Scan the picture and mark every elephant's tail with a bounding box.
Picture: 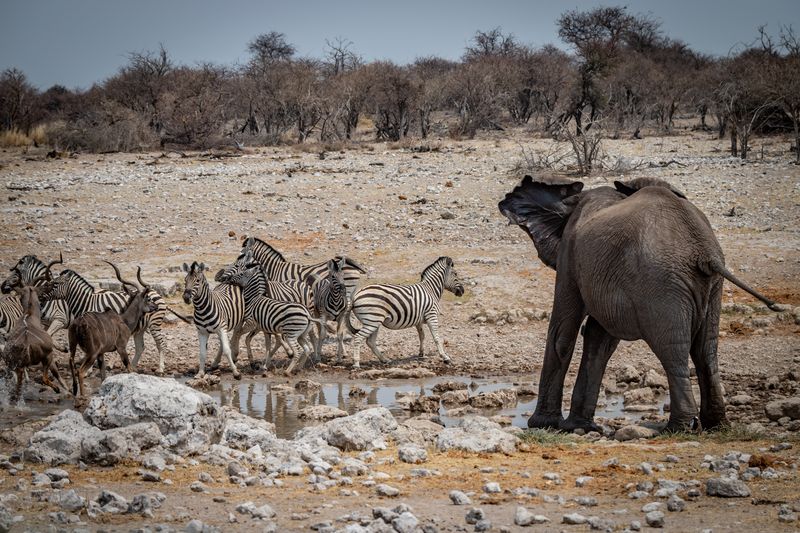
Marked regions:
[709,260,781,311]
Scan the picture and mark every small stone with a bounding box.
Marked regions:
[474,518,492,531]
[645,511,665,528]
[44,468,70,481]
[640,462,653,475]
[562,513,588,525]
[59,489,85,511]
[642,502,662,513]
[398,445,428,464]
[465,508,485,525]
[375,484,400,497]
[483,482,501,494]
[667,495,685,512]
[450,490,472,505]
[574,496,598,507]
[706,477,751,498]
[392,512,419,533]
[628,491,649,499]
[190,481,208,493]
[630,520,642,531]
[576,476,594,487]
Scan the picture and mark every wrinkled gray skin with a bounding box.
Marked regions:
[499,176,780,432]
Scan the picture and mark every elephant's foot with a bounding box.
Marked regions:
[700,411,730,432]
[664,413,698,434]
[561,415,602,434]
[527,413,564,430]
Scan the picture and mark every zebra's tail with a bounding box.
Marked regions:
[166,307,194,324]
[344,308,360,335]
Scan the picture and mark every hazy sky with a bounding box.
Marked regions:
[2,0,798,90]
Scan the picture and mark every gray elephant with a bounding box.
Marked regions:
[499,175,780,432]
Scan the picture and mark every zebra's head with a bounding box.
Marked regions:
[215,250,256,283]
[2,253,60,294]
[182,262,207,304]
[327,257,346,287]
[37,268,75,303]
[224,262,261,289]
[422,257,464,297]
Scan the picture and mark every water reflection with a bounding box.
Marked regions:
[206,377,659,439]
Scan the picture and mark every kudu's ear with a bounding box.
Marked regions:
[498,175,584,270]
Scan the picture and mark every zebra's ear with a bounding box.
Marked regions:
[182,263,190,273]
[199,262,207,272]
[327,259,338,272]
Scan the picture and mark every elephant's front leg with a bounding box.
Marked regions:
[563,317,620,432]
[529,284,585,430]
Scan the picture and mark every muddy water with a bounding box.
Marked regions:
[207,376,661,439]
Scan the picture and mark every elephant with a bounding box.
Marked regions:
[498,175,780,433]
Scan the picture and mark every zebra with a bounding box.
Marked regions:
[1,254,72,347]
[38,264,169,374]
[220,237,367,300]
[345,256,464,369]
[0,294,23,345]
[217,252,315,363]
[224,263,318,375]
[308,257,348,362]
[181,261,246,379]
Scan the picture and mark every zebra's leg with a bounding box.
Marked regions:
[425,314,451,365]
[284,336,308,375]
[197,330,209,378]
[266,334,282,369]
[314,316,327,362]
[366,329,387,364]
[229,325,243,364]
[245,329,259,369]
[335,314,347,363]
[148,325,167,376]
[47,320,68,352]
[218,328,241,380]
[131,331,145,371]
[415,323,426,358]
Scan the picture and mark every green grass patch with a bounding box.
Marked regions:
[518,428,578,446]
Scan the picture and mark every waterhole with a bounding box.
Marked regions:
[206,376,662,439]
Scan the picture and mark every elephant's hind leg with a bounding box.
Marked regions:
[563,317,620,432]
[691,278,729,430]
[650,337,698,432]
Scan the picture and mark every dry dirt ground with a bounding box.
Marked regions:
[0,130,799,531]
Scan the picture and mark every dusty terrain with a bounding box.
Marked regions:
[0,130,799,531]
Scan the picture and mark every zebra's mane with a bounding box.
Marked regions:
[420,256,452,281]
[58,269,95,291]
[242,238,287,263]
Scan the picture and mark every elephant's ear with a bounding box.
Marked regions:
[614,178,686,199]
[498,175,584,269]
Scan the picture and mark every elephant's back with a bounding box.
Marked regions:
[574,187,723,340]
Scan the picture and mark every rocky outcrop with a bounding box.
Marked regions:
[436,416,518,454]
[297,407,398,451]
[84,374,221,454]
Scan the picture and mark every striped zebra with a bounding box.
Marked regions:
[345,256,464,369]
[217,249,316,363]
[0,294,23,344]
[308,257,348,362]
[39,265,169,374]
[222,237,367,299]
[182,261,246,379]
[2,254,72,346]
[224,263,317,375]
